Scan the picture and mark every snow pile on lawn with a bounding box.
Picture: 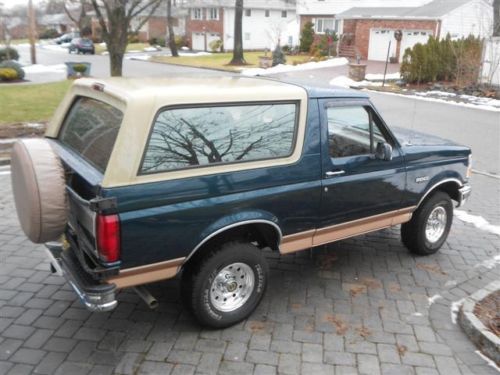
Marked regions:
[329,75,382,88]
[179,51,212,57]
[408,90,500,111]
[23,64,66,74]
[375,90,500,112]
[241,57,348,76]
[365,72,401,81]
[21,63,67,82]
[125,54,151,61]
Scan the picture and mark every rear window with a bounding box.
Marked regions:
[59,97,123,172]
[140,102,298,174]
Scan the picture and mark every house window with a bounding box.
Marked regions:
[208,8,219,20]
[281,11,287,18]
[141,103,298,174]
[315,18,336,34]
[245,9,251,17]
[265,10,270,17]
[192,8,202,20]
[244,32,251,40]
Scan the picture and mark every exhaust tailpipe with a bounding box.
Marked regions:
[133,286,159,309]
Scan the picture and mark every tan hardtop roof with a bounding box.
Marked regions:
[72,76,307,103]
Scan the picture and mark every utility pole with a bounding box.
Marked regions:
[28,0,37,64]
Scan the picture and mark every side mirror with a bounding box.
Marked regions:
[375,142,393,161]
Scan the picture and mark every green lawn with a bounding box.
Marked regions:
[151,51,311,71]
[0,81,71,125]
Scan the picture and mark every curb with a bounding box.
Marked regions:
[458,280,500,365]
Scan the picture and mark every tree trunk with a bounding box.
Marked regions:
[229,0,245,65]
[167,0,178,57]
[109,51,124,76]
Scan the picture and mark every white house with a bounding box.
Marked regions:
[182,0,299,51]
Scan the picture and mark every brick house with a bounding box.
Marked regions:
[131,2,188,43]
[181,0,298,51]
[336,0,494,61]
[296,0,430,40]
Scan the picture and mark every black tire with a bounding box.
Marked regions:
[401,191,453,255]
[182,241,269,328]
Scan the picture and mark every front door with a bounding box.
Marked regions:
[316,99,407,244]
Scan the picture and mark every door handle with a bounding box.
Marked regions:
[325,170,345,177]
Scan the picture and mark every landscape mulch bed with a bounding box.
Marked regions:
[0,122,46,139]
[474,290,500,337]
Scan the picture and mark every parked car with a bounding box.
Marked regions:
[68,38,95,54]
[55,32,80,44]
[10,77,471,328]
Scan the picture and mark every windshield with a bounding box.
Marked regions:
[59,96,123,173]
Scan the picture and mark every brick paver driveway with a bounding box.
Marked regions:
[1,168,499,375]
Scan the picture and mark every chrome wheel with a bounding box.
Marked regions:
[210,263,255,312]
[425,206,447,243]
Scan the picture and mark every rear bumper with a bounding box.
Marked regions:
[457,184,471,207]
[45,243,117,312]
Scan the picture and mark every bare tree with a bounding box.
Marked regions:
[494,0,500,37]
[142,106,295,172]
[64,0,92,35]
[229,0,245,65]
[90,0,161,76]
[167,0,178,57]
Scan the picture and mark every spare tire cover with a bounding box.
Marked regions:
[10,139,68,243]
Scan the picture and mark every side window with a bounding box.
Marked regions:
[141,103,297,174]
[326,105,386,158]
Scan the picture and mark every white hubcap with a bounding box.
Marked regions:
[210,263,255,312]
[425,206,447,243]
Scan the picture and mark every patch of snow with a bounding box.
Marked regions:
[473,255,500,270]
[415,90,456,97]
[412,312,423,317]
[25,123,44,128]
[428,294,442,306]
[40,44,68,52]
[475,350,500,372]
[329,75,382,88]
[143,46,160,52]
[23,64,66,74]
[241,57,349,76]
[99,42,106,47]
[455,210,500,236]
[127,50,141,53]
[368,90,500,112]
[125,54,151,61]
[365,72,401,81]
[444,280,457,287]
[450,298,464,324]
[178,51,212,57]
[180,46,190,50]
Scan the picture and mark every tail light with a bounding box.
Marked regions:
[96,214,120,263]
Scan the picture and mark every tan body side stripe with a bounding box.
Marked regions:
[280,207,415,254]
[106,207,415,288]
[106,257,185,289]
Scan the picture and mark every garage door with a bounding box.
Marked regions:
[399,30,432,61]
[368,29,396,61]
[192,32,205,51]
